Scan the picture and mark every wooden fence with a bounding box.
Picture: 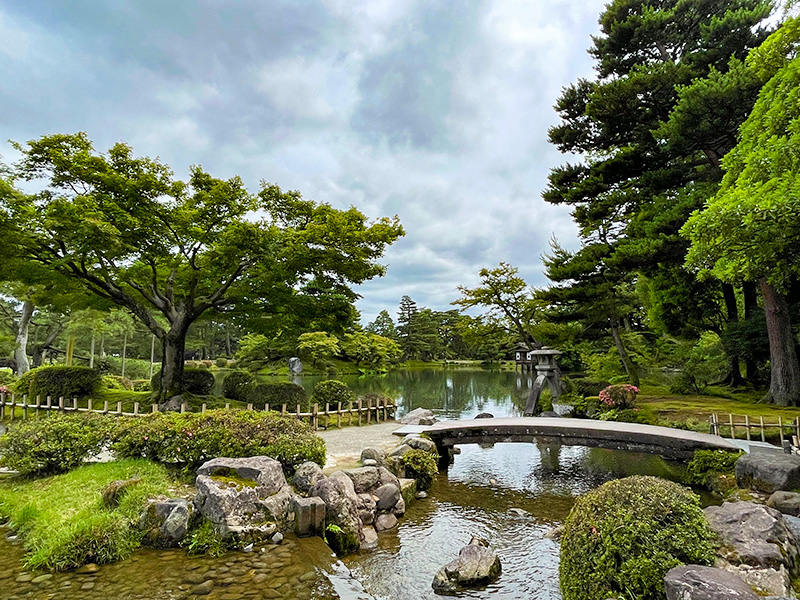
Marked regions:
[0,393,395,431]
[709,412,800,446]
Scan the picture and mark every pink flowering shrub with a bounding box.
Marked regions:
[598,384,638,410]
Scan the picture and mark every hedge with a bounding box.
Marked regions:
[312,380,354,409]
[0,412,116,475]
[13,366,102,400]
[111,409,325,473]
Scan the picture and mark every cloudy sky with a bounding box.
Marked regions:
[0,0,607,324]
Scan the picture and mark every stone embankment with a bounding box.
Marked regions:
[138,418,437,558]
[663,450,800,599]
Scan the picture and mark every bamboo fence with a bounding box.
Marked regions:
[0,393,395,431]
[709,412,800,446]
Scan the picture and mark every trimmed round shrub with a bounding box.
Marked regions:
[0,413,117,475]
[311,380,355,409]
[215,357,228,368]
[182,368,215,394]
[402,448,439,491]
[248,382,307,409]
[151,367,215,395]
[24,366,101,400]
[559,476,715,600]
[222,370,257,402]
[111,409,325,473]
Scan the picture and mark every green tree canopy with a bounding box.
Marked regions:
[0,133,403,401]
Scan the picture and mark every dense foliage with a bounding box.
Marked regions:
[0,412,114,475]
[111,409,325,472]
[13,366,101,400]
[311,380,355,408]
[559,476,715,600]
[402,448,439,491]
[687,449,744,485]
[221,370,257,402]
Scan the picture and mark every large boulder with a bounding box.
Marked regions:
[404,436,437,454]
[197,456,286,495]
[703,502,799,573]
[431,537,501,595]
[194,456,293,541]
[292,461,325,495]
[341,467,380,494]
[139,499,195,548]
[767,491,800,517]
[292,496,326,537]
[310,476,362,556]
[736,452,800,494]
[374,483,401,512]
[360,448,387,466]
[399,408,436,425]
[664,565,758,600]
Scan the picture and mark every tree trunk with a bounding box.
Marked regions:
[610,319,640,387]
[722,283,744,386]
[157,326,189,402]
[760,279,800,406]
[14,300,34,376]
[743,281,759,381]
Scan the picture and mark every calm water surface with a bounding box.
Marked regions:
[1,369,696,600]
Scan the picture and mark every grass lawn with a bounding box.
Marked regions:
[0,459,174,570]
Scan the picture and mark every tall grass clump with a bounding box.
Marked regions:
[0,459,171,570]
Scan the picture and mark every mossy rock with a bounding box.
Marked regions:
[326,524,359,556]
[559,475,715,600]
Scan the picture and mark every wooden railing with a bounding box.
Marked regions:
[0,393,395,431]
[709,412,800,446]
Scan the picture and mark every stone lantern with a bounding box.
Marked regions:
[523,347,563,416]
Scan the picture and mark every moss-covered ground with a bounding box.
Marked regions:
[0,459,176,571]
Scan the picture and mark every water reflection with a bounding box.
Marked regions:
[345,442,689,600]
[276,368,536,419]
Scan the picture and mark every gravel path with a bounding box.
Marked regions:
[318,421,402,471]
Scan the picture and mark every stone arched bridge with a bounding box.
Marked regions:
[425,417,740,465]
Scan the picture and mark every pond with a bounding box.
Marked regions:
[1,369,701,600]
[272,366,547,420]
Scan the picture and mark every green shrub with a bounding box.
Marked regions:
[111,409,325,473]
[182,368,215,394]
[312,380,355,409]
[182,519,229,557]
[597,407,659,426]
[222,370,257,402]
[151,367,215,395]
[215,357,228,368]
[572,378,611,398]
[248,382,307,409]
[131,379,150,392]
[0,368,16,386]
[402,448,439,491]
[101,375,134,390]
[0,459,171,570]
[19,366,102,400]
[559,476,715,600]
[0,413,117,476]
[687,449,744,485]
[598,384,638,410]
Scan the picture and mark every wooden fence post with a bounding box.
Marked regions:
[358,399,363,426]
[729,414,735,439]
[337,402,342,428]
[133,402,140,416]
[779,416,784,446]
[760,416,766,442]
[9,394,15,422]
[313,403,319,431]
[745,415,751,441]
[22,394,28,420]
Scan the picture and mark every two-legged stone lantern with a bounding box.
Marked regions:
[523,348,563,416]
